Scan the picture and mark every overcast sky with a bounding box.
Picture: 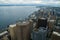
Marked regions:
[0,0,60,4]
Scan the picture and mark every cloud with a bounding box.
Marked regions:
[0,0,60,4]
[0,0,23,4]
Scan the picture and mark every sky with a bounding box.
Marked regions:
[0,0,60,4]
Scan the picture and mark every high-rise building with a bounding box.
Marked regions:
[8,24,17,40]
[47,20,55,37]
[1,35,9,40]
[48,20,55,30]
[0,31,8,40]
[36,18,47,28]
[51,31,60,40]
[16,20,33,40]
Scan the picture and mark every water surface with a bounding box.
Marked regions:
[0,6,39,32]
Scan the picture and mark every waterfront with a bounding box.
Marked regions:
[0,6,60,40]
[0,6,39,32]
[0,6,60,33]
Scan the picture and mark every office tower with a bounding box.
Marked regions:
[32,17,48,40]
[16,20,33,40]
[0,31,9,40]
[47,20,55,37]
[1,35,9,40]
[51,31,60,40]
[8,24,17,40]
[32,27,48,40]
[48,20,55,30]
[51,15,56,20]
[36,18,47,28]
[0,31,8,40]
